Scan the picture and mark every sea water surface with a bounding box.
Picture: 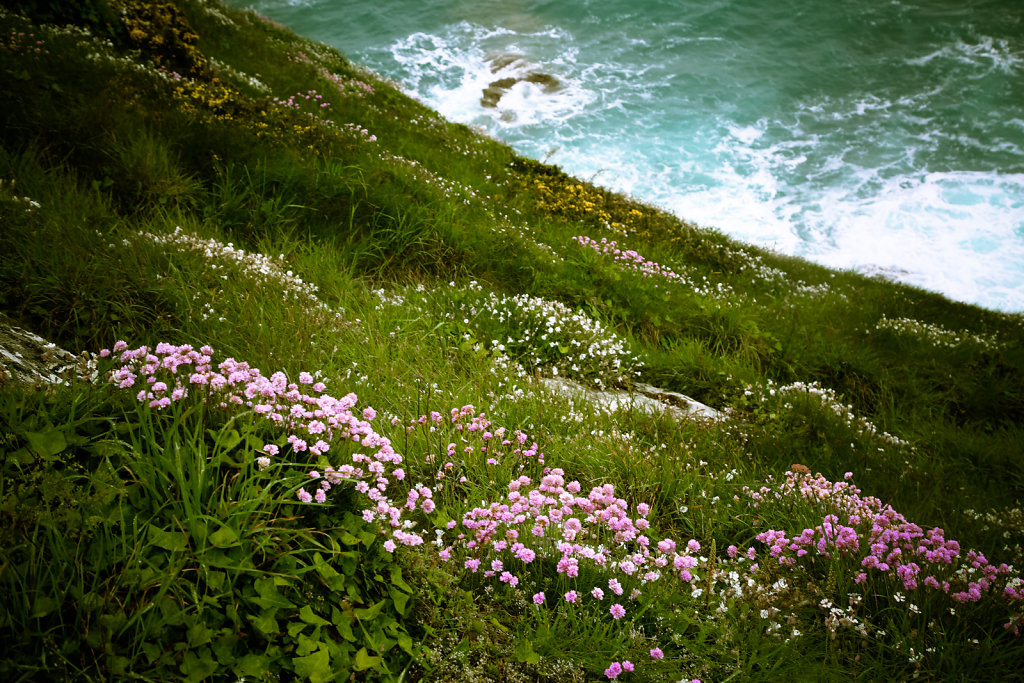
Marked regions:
[235,0,1024,313]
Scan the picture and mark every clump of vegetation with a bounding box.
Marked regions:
[1,1,1023,680]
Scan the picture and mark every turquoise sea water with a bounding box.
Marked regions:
[235,0,1024,312]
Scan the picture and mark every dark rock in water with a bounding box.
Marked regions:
[480,71,561,108]
[488,53,527,72]
[481,77,519,108]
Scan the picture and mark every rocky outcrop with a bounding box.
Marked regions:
[0,313,88,386]
[481,53,561,108]
[541,377,723,422]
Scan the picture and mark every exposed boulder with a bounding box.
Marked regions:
[481,53,561,108]
[540,377,722,422]
[0,312,90,386]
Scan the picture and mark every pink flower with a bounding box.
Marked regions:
[605,662,622,679]
[610,603,626,619]
[296,489,312,503]
[564,590,578,603]
[650,647,664,659]
[592,587,604,600]
[533,592,545,605]
[622,661,634,672]
[383,539,396,552]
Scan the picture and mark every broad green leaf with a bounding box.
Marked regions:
[148,523,188,552]
[205,570,226,591]
[313,553,345,591]
[354,600,384,621]
[251,609,279,636]
[300,604,331,627]
[395,632,414,656]
[353,647,382,672]
[389,566,412,593]
[26,428,67,459]
[30,595,59,618]
[332,606,356,642]
[251,576,295,609]
[181,648,218,683]
[389,586,410,616]
[514,638,540,664]
[235,654,270,678]
[208,427,242,451]
[209,524,239,548]
[293,645,332,683]
[187,621,214,647]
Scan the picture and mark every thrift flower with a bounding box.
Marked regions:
[650,647,664,659]
[610,603,626,619]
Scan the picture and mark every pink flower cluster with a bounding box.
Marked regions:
[320,68,374,98]
[441,465,708,600]
[747,469,1024,632]
[572,235,683,283]
[271,89,335,124]
[99,341,420,543]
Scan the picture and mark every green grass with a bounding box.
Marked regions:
[1,0,1023,680]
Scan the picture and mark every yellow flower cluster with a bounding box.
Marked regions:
[113,0,206,77]
[171,78,245,122]
[512,159,649,236]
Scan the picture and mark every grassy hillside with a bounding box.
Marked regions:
[1,0,1023,680]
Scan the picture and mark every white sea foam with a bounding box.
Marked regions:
[389,23,595,129]
[253,0,1024,313]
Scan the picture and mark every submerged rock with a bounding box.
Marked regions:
[481,53,561,108]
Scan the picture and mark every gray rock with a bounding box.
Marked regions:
[0,312,91,386]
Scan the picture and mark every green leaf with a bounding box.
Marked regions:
[209,524,239,548]
[30,595,59,618]
[181,648,218,682]
[25,428,67,459]
[205,570,226,591]
[209,427,242,451]
[313,552,345,591]
[251,576,295,609]
[395,631,414,656]
[332,606,356,642]
[251,609,279,636]
[300,604,331,627]
[353,647,382,672]
[389,586,410,616]
[389,566,412,594]
[514,638,540,664]
[187,622,214,647]
[235,653,270,678]
[354,600,384,621]
[293,645,332,683]
[148,523,188,552]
